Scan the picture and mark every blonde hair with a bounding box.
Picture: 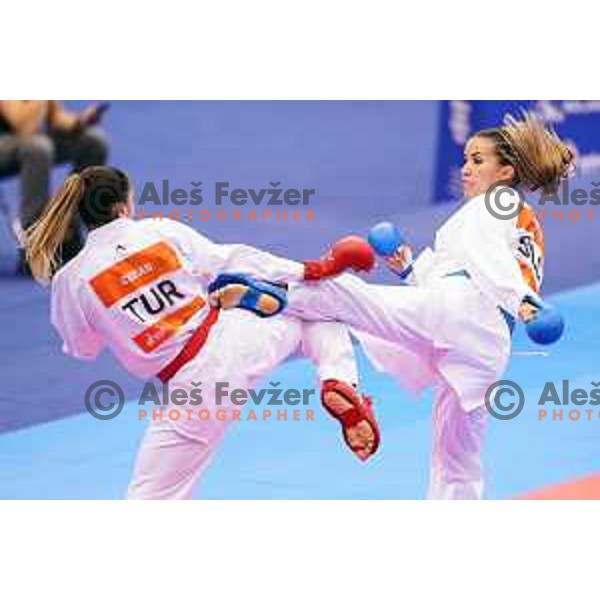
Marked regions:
[23,173,85,285]
[23,165,132,284]
[476,111,575,194]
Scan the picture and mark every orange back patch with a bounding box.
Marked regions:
[89,242,181,307]
[132,296,206,353]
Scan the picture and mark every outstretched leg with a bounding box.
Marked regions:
[287,274,431,348]
[301,320,380,461]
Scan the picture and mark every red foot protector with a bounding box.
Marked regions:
[321,379,380,461]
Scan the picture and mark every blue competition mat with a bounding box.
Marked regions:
[0,282,597,499]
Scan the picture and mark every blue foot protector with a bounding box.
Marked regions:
[208,273,288,317]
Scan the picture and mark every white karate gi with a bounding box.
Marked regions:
[51,217,358,499]
[287,194,544,499]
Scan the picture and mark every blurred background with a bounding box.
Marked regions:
[1,100,599,499]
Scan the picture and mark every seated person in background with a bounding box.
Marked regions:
[0,100,109,272]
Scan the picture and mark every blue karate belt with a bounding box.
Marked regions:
[444,269,516,335]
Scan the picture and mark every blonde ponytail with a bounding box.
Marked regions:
[23,173,85,284]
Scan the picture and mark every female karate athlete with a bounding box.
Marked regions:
[212,112,573,499]
[23,165,379,500]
